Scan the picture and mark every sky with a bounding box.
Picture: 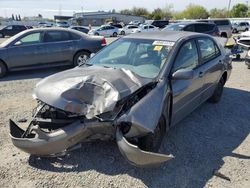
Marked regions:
[0,0,248,19]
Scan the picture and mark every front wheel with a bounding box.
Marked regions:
[121,31,125,35]
[0,61,7,78]
[138,117,167,152]
[73,51,90,67]
[113,32,118,37]
[208,77,225,103]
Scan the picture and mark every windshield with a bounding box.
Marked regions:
[82,38,175,79]
[163,24,185,31]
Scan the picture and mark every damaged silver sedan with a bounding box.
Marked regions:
[10,31,232,167]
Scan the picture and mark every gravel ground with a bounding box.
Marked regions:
[0,55,250,187]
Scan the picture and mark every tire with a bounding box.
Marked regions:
[221,33,227,38]
[245,28,249,31]
[0,33,4,38]
[121,31,125,35]
[233,29,237,33]
[248,65,250,69]
[208,76,225,103]
[73,51,90,67]
[94,33,99,36]
[138,116,167,152]
[113,32,118,37]
[0,61,7,78]
[236,54,241,60]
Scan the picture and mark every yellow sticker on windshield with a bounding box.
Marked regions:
[153,45,163,51]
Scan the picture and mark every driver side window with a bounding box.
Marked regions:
[15,32,41,45]
[173,40,199,72]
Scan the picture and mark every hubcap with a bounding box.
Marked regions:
[77,54,88,65]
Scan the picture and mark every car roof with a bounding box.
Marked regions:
[171,22,215,26]
[124,31,208,42]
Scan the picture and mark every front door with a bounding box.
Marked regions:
[171,39,205,125]
[7,31,48,69]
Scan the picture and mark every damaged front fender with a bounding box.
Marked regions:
[116,128,173,167]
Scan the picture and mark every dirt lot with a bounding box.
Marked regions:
[0,54,250,187]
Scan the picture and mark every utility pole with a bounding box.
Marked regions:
[227,0,232,17]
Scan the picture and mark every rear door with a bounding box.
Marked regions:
[171,39,205,125]
[7,31,48,68]
[196,37,223,101]
[43,30,75,64]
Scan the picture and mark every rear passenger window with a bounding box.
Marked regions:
[183,24,195,32]
[44,31,71,42]
[198,38,221,63]
[195,24,209,32]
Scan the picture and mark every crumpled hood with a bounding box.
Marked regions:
[34,66,150,118]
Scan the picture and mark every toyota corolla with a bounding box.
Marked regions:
[9,32,232,167]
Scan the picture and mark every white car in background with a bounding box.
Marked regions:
[119,25,139,35]
[88,25,119,37]
[131,24,158,33]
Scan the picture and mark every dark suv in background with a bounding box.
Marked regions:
[197,19,232,38]
[0,25,27,38]
[151,20,169,28]
[162,22,220,36]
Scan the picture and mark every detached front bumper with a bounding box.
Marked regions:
[10,119,173,167]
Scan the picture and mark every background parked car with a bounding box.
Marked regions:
[197,19,232,38]
[88,25,119,37]
[151,20,169,28]
[131,24,158,33]
[162,22,220,36]
[119,25,139,35]
[232,22,249,33]
[0,28,106,77]
[0,25,27,38]
[109,23,123,28]
[56,21,70,28]
[69,26,89,34]
[129,20,141,26]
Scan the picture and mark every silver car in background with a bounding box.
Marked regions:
[0,28,106,77]
[88,25,119,37]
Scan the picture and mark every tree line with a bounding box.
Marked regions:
[118,3,249,20]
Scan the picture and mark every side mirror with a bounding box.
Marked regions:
[14,41,22,46]
[90,53,95,58]
[172,69,194,80]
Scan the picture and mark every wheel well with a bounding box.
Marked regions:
[73,49,91,60]
[221,32,227,38]
[0,59,8,71]
[222,72,227,85]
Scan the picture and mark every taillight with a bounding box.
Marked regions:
[101,38,107,46]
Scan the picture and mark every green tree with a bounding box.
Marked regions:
[120,9,132,15]
[230,3,248,17]
[131,7,149,18]
[209,8,228,18]
[181,4,209,19]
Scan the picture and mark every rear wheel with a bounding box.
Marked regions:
[0,61,7,78]
[221,33,227,38]
[208,76,225,103]
[236,54,241,60]
[113,32,118,37]
[73,51,90,66]
[121,31,125,35]
[245,28,249,31]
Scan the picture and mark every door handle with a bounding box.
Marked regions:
[199,71,204,78]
